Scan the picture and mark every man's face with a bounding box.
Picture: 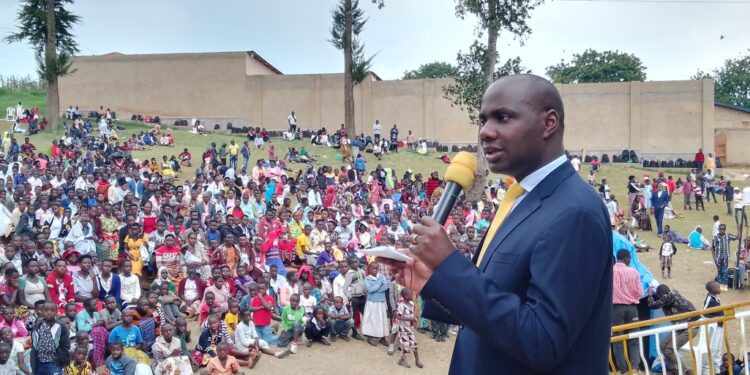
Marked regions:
[479,78,551,176]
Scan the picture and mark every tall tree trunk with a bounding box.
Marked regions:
[466,3,499,202]
[45,0,59,130]
[343,0,356,137]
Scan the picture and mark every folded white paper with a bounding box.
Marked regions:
[361,246,413,262]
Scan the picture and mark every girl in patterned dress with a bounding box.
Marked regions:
[396,288,423,368]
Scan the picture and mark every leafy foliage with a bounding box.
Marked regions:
[5,0,80,80]
[402,62,458,80]
[351,40,377,83]
[329,0,376,84]
[329,0,368,50]
[704,52,750,109]
[546,49,647,84]
[691,69,713,80]
[0,75,44,92]
[454,0,545,44]
[443,41,529,123]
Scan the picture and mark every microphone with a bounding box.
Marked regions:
[431,151,478,225]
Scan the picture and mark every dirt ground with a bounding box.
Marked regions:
[185,319,454,373]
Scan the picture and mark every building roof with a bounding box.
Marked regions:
[92,50,283,75]
[716,101,750,114]
[247,51,283,75]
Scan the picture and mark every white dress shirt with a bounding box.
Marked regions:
[512,154,569,212]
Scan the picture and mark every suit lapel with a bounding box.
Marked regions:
[477,194,541,271]
[474,162,575,271]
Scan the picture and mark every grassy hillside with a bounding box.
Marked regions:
[0,88,45,117]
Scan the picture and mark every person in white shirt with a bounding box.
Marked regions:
[373,120,382,144]
[288,111,297,132]
[15,102,23,120]
[307,186,323,207]
[386,221,405,241]
[65,213,96,256]
[712,215,721,238]
[50,173,65,188]
[234,310,290,359]
[299,284,317,316]
[570,156,581,172]
[119,260,142,308]
[332,263,349,304]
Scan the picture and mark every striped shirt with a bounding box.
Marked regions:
[612,262,642,305]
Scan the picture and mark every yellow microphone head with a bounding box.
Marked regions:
[444,151,478,190]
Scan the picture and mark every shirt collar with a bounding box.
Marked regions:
[517,154,568,194]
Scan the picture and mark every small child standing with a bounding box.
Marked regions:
[396,288,423,369]
[224,301,240,335]
[694,182,705,211]
[703,281,724,375]
[660,234,677,279]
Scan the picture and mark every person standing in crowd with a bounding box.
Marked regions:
[288,111,297,133]
[648,285,698,375]
[611,249,643,374]
[712,224,737,291]
[652,183,670,236]
[372,120,382,145]
[695,148,705,171]
[389,124,399,153]
[383,74,612,373]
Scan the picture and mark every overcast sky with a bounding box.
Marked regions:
[0,0,748,81]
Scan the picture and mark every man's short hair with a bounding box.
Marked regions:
[616,249,631,262]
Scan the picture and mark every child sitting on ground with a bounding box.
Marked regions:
[157,282,186,325]
[105,341,137,375]
[206,342,243,375]
[63,346,94,375]
[278,294,305,352]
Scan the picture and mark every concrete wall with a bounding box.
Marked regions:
[559,80,713,159]
[59,52,716,158]
[715,105,750,164]
[715,105,750,130]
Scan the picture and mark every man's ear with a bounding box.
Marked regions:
[541,110,561,140]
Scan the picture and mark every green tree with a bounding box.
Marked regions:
[444,0,545,200]
[329,0,380,137]
[690,69,713,80]
[5,0,80,130]
[546,49,647,84]
[443,42,528,123]
[711,52,750,108]
[402,62,458,80]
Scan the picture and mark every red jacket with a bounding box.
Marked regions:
[178,276,207,302]
[425,178,440,199]
[46,272,75,307]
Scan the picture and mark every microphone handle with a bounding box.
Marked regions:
[432,182,463,225]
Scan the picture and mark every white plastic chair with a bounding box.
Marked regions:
[678,323,717,375]
[5,108,14,121]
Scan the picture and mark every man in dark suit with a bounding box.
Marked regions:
[384,75,613,374]
[651,183,671,236]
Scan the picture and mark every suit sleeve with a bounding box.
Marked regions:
[420,208,611,373]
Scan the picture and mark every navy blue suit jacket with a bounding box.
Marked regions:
[651,190,670,210]
[421,162,613,374]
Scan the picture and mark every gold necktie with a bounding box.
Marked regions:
[476,183,525,265]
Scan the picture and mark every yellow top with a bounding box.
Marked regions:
[228,144,240,156]
[296,233,309,257]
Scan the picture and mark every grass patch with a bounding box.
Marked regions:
[0,88,45,117]
[0,119,457,179]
